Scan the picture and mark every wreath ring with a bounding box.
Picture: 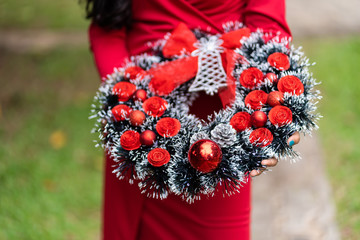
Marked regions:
[91,22,321,203]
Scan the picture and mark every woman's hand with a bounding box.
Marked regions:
[250,131,301,177]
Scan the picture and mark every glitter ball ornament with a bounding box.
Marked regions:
[188,139,222,173]
[251,111,267,128]
[140,130,156,146]
[267,91,284,107]
[133,89,147,102]
[129,110,146,126]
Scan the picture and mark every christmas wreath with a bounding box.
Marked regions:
[91,22,321,203]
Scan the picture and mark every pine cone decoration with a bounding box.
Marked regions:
[210,124,237,148]
[190,132,210,146]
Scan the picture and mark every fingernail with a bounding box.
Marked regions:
[289,140,295,147]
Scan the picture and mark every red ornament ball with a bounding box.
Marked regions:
[140,130,156,146]
[133,89,147,102]
[129,110,146,126]
[265,72,278,84]
[267,91,284,107]
[188,139,222,173]
[251,111,267,128]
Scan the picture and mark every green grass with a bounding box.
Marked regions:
[0,47,102,240]
[0,0,88,29]
[299,36,360,239]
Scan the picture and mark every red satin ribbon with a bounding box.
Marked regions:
[149,22,250,107]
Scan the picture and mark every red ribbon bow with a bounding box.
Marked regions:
[149,22,250,107]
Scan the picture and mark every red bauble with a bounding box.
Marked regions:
[140,130,156,146]
[251,111,267,128]
[133,89,147,102]
[129,110,146,126]
[267,91,284,107]
[265,72,278,84]
[188,139,222,173]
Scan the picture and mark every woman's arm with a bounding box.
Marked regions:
[243,0,292,38]
[88,23,129,79]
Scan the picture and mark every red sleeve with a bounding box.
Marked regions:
[243,0,291,38]
[88,23,130,80]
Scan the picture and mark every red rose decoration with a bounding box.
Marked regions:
[147,148,171,167]
[142,97,168,117]
[244,90,268,110]
[249,128,273,147]
[112,82,137,102]
[268,105,293,127]
[124,66,146,80]
[120,130,141,151]
[267,52,290,71]
[230,112,252,132]
[239,67,264,89]
[111,104,132,121]
[277,75,304,95]
[156,117,181,137]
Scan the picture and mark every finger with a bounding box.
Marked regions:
[288,131,300,147]
[261,157,278,167]
[250,167,266,177]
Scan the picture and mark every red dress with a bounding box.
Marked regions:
[89,1,291,239]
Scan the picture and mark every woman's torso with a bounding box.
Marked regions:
[127,0,247,55]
